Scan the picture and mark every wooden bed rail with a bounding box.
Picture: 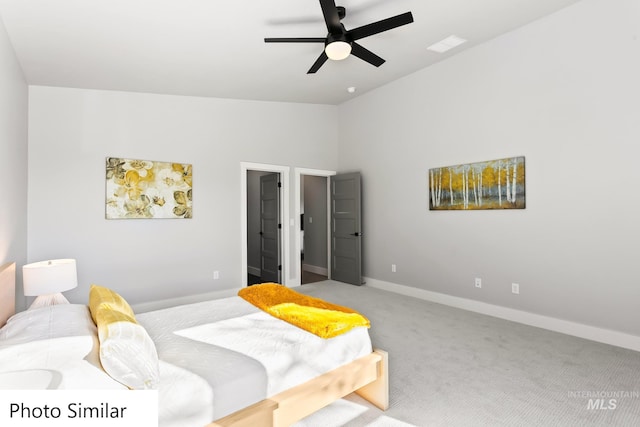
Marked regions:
[209,348,388,427]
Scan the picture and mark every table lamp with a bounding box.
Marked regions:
[23,259,78,309]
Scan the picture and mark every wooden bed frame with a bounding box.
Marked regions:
[0,263,388,426]
[208,348,388,427]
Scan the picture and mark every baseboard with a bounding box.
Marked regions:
[364,277,640,353]
[132,288,240,313]
[302,264,328,276]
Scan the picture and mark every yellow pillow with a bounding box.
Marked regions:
[89,284,136,323]
[94,306,137,326]
[88,285,159,390]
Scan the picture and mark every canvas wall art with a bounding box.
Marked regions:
[429,156,525,210]
[106,157,192,219]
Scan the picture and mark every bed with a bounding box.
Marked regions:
[0,262,388,427]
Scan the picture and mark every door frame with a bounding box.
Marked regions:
[241,162,290,287]
[294,167,336,287]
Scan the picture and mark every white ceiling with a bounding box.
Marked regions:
[0,0,582,105]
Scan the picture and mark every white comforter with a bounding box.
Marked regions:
[137,296,373,423]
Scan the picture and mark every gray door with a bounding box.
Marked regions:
[260,173,281,283]
[330,172,362,285]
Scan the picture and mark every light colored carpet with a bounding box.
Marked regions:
[293,281,640,427]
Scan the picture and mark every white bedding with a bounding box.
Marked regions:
[0,296,373,427]
[0,304,126,390]
[137,296,373,422]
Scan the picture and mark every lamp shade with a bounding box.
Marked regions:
[23,259,78,296]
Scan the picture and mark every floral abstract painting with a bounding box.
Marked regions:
[106,157,193,219]
[429,156,525,210]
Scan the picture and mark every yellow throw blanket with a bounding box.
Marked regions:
[238,283,370,339]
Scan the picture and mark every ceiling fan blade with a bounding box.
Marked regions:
[265,37,326,43]
[319,0,342,33]
[350,42,385,67]
[307,51,329,74]
[348,11,413,41]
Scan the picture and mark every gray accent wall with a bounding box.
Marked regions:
[0,15,28,311]
[337,0,640,336]
[27,86,338,304]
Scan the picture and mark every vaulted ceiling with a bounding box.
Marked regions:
[0,0,582,104]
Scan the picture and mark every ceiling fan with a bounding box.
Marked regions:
[264,0,414,74]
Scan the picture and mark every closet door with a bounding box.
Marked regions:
[260,173,281,283]
[330,172,362,285]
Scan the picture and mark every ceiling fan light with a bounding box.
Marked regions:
[325,41,352,61]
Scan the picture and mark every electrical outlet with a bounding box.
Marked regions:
[214,271,220,280]
[475,278,482,288]
[391,264,397,273]
[512,283,520,294]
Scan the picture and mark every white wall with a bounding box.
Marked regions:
[27,86,338,304]
[0,15,28,310]
[338,0,640,336]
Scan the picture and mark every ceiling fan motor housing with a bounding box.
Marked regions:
[264,0,413,73]
[326,32,351,46]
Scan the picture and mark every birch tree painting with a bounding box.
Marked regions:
[429,157,525,210]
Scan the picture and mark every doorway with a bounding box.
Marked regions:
[247,171,281,285]
[300,175,329,284]
[294,168,335,286]
[241,162,290,288]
